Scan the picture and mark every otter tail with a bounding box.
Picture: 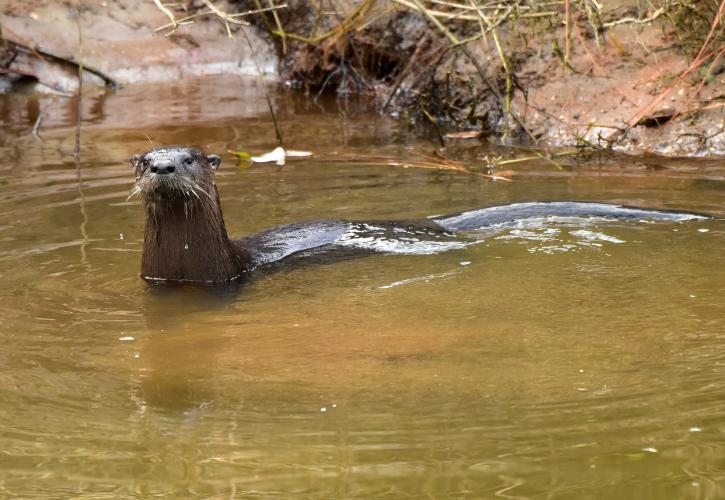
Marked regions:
[433,202,710,232]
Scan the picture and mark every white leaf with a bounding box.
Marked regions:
[250,147,314,166]
[251,146,287,165]
[286,150,313,157]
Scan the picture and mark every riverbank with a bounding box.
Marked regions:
[1,0,724,157]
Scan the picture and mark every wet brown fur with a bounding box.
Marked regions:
[132,147,252,283]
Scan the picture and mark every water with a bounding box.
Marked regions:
[1,76,724,498]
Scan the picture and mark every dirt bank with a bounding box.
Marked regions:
[239,0,725,157]
[1,0,724,157]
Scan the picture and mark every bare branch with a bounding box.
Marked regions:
[154,4,288,34]
[153,0,178,29]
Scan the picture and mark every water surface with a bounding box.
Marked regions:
[1,76,724,498]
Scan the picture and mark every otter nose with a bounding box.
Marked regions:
[149,160,175,175]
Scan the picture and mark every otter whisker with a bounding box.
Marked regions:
[188,187,201,201]
[143,133,155,148]
[196,180,219,196]
[127,186,142,201]
[192,184,215,204]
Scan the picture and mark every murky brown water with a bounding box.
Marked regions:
[1,76,724,498]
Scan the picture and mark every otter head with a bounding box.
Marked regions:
[131,146,221,200]
[131,146,250,284]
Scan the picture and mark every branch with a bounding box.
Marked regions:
[153,0,178,29]
[602,7,665,28]
[154,4,288,34]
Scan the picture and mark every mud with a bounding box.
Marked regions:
[1,0,724,157]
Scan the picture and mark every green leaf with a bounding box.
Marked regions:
[228,149,251,160]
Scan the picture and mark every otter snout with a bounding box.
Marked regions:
[149,159,175,175]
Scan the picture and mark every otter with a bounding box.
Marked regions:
[131,146,709,284]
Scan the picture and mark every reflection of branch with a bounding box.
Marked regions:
[32,98,57,142]
[74,6,90,269]
[31,111,44,141]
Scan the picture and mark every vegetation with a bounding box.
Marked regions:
[147,0,725,156]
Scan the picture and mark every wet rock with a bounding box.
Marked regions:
[0,0,276,93]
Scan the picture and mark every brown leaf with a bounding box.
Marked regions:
[445,130,482,140]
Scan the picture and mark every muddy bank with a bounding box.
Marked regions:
[243,0,725,157]
[1,0,724,157]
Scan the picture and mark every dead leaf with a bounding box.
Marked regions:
[445,130,482,140]
[286,150,313,158]
[250,147,313,166]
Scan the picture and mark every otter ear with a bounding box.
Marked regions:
[207,154,221,170]
[131,154,141,168]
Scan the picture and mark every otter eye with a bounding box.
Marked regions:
[142,158,149,167]
[184,157,194,166]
